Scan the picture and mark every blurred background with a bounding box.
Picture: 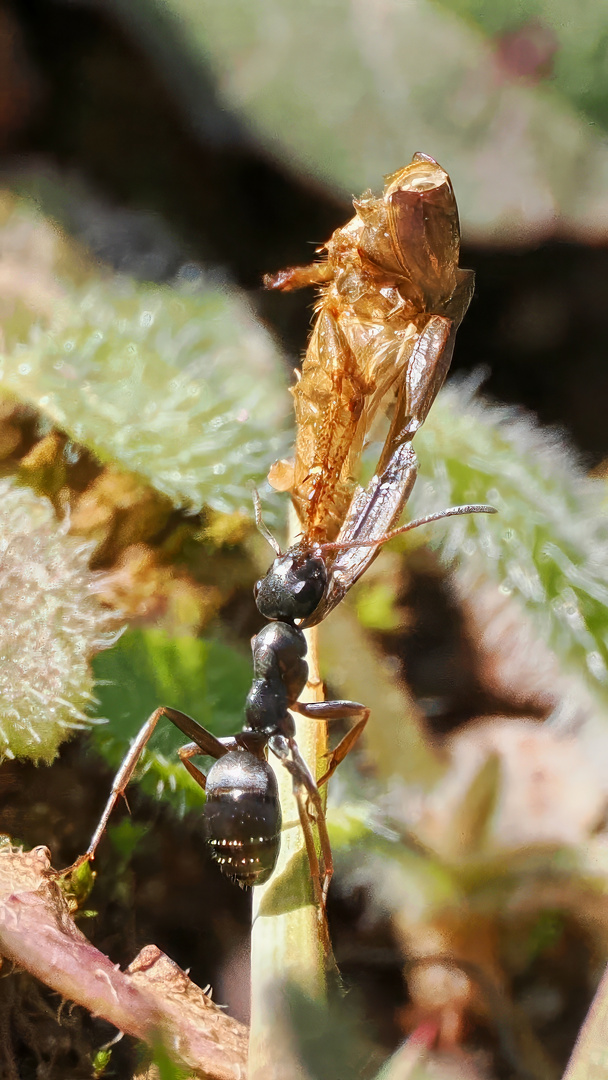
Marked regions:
[1,1,608,1077]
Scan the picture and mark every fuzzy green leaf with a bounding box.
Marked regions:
[0,478,116,762]
[330,805,460,921]
[411,380,608,714]
[0,191,290,523]
[91,627,252,813]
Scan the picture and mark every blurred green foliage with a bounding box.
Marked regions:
[437,0,608,132]
[150,1040,192,1080]
[1,6,608,1074]
[2,273,288,518]
[122,0,608,242]
[92,628,252,811]
[413,380,608,714]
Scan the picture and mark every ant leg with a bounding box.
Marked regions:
[271,735,334,909]
[289,738,334,909]
[290,777,332,956]
[178,742,209,790]
[317,714,369,787]
[56,707,229,876]
[291,700,370,787]
[178,734,241,789]
[268,735,333,915]
[58,706,168,874]
[294,785,324,908]
[161,706,230,759]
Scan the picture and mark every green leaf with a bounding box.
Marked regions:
[355,582,402,632]
[92,1047,112,1078]
[134,0,608,242]
[91,627,252,812]
[150,1040,191,1080]
[330,806,460,922]
[0,477,116,762]
[436,0,608,135]
[319,606,444,787]
[285,981,381,1080]
[412,379,608,714]
[0,191,291,524]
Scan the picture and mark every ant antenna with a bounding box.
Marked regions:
[252,488,282,556]
[320,504,497,553]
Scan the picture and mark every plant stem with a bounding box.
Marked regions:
[248,510,330,1079]
[0,847,248,1079]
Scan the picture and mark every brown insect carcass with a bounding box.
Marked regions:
[260,152,485,625]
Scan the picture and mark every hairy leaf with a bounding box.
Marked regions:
[92,627,252,812]
[413,380,608,716]
[0,192,290,523]
[0,479,116,762]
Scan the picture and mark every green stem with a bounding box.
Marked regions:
[248,512,330,1079]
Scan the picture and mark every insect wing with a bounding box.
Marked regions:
[302,440,419,627]
[291,307,368,539]
[302,310,462,626]
[385,153,461,310]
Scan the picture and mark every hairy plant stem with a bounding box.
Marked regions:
[248,509,331,1079]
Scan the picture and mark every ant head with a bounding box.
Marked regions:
[254,548,328,623]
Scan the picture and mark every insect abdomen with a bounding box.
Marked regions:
[203,751,281,886]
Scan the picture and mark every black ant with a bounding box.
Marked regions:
[60,492,494,911]
[60,538,370,911]
[59,151,497,905]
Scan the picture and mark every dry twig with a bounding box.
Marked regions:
[0,844,248,1079]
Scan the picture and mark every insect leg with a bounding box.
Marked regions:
[56,708,229,876]
[268,734,334,916]
[177,743,210,791]
[291,699,370,787]
[177,730,243,789]
[160,706,231,758]
[316,716,369,787]
[252,487,282,556]
[263,261,333,292]
[288,738,334,910]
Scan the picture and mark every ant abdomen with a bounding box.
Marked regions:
[203,751,281,886]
